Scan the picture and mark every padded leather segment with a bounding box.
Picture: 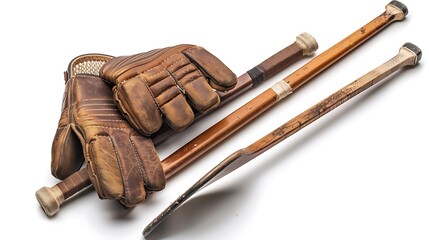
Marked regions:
[100,45,237,135]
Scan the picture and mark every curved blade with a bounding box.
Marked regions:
[143,150,250,237]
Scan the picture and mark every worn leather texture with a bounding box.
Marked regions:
[51,74,165,207]
[100,45,237,135]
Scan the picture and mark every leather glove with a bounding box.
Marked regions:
[100,44,237,135]
[51,73,165,207]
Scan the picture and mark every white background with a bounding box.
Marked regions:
[1,0,428,239]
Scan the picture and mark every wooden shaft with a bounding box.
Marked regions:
[36,34,316,216]
[160,1,407,179]
[285,2,406,90]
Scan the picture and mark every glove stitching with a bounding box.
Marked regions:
[184,49,224,87]
[128,137,148,187]
[75,98,115,102]
[158,93,182,109]
[165,69,185,95]
[89,125,134,130]
[175,66,201,90]
[75,103,116,110]
[164,58,207,97]
[195,63,222,85]
[139,53,180,77]
[162,58,186,74]
[129,57,184,90]
[136,74,162,111]
[76,102,115,106]
[83,108,119,112]
[143,55,186,88]
[148,58,189,97]
[88,140,107,197]
[73,99,115,109]
[118,53,182,85]
[97,119,127,123]
[91,114,124,117]
[152,84,180,103]
[144,68,168,82]
[109,47,170,79]
[105,135,130,203]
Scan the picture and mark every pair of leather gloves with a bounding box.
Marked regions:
[50,45,237,207]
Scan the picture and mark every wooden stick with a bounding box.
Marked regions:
[36,33,317,216]
[143,42,422,237]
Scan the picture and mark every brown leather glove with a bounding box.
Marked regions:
[51,73,165,207]
[100,44,237,135]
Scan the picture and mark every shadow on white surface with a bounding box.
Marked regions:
[146,185,248,239]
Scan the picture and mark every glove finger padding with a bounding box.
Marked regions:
[51,74,165,207]
[183,46,237,92]
[100,44,237,135]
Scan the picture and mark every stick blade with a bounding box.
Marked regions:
[143,150,250,237]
